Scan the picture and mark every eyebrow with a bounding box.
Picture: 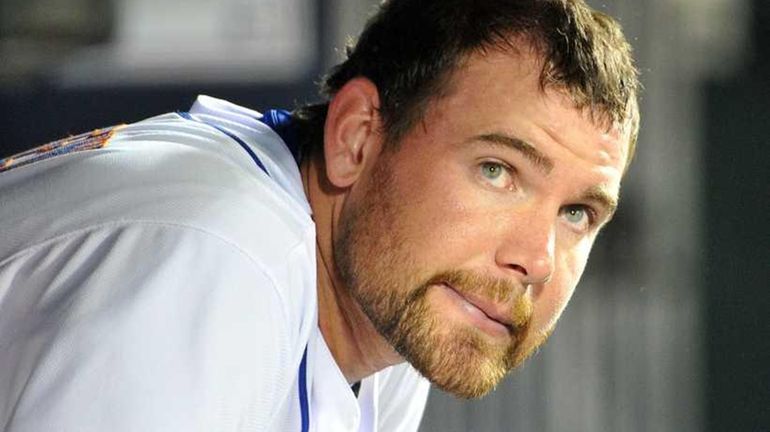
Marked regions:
[473,133,554,175]
[472,132,619,221]
[580,185,619,222]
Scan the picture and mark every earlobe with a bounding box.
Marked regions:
[323,78,384,188]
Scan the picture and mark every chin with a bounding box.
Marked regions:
[390,305,535,399]
[431,335,547,398]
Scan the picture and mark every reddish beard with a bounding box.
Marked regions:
[333,156,539,398]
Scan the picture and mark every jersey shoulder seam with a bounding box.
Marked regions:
[0,219,301,304]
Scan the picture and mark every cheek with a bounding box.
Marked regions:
[532,275,574,332]
[396,175,500,267]
[533,238,593,329]
[563,237,594,286]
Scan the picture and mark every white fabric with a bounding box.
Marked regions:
[0,96,430,432]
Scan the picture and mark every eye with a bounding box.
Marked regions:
[478,161,515,190]
[560,205,595,232]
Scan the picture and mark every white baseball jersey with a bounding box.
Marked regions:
[0,95,430,431]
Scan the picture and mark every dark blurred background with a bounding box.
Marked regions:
[703,1,769,428]
[0,0,767,430]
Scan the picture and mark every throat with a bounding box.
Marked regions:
[315,249,402,384]
[306,153,402,383]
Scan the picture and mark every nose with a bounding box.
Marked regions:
[494,210,555,285]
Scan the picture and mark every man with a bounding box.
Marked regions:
[0,0,639,430]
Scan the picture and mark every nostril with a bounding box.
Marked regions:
[507,264,528,276]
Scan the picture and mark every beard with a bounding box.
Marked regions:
[333,153,544,398]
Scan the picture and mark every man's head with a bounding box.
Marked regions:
[296,0,639,166]
[299,0,639,399]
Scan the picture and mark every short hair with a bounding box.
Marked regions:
[294,0,640,167]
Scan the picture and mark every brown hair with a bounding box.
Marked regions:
[294,0,640,166]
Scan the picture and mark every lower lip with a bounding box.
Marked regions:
[436,284,511,338]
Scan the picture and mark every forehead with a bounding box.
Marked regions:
[427,47,631,175]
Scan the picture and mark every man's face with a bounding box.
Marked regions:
[334,48,630,398]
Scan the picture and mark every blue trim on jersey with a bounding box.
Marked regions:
[180,108,310,431]
[177,111,270,175]
[258,109,302,164]
[299,346,310,432]
[259,109,311,432]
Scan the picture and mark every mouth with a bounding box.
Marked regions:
[439,283,517,335]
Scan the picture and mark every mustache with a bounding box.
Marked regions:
[424,269,533,330]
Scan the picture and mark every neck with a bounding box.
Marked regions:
[301,154,402,384]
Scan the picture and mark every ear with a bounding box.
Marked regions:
[323,77,384,188]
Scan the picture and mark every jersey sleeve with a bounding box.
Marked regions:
[376,364,431,431]
[0,222,293,432]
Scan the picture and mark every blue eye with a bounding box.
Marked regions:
[478,161,514,190]
[565,207,585,223]
[481,162,504,179]
[561,205,595,232]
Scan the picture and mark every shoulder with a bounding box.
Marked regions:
[0,221,311,431]
[0,99,319,430]
[0,99,319,360]
[0,104,314,268]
